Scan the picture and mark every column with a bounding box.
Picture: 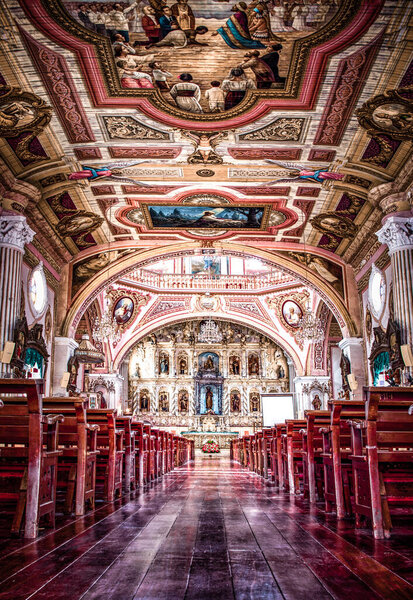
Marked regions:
[52,337,78,395]
[338,337,365,401]
[0,215,35,375]
[376,215,413,345]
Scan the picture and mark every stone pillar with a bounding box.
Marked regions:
[376,214,413,345]
[0,215,35,375]
[338,337,365,400]
[52,337,78,395]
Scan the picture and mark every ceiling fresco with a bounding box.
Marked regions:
[0,0,411,336]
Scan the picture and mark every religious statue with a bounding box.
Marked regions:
[179,390,189,412]
[248,354,259,376]
[230,356,240,375]
[159,354,169,374]
[230,391,241,412]
[312,394,321,410]
[140,391,149,411]
[179,357,187,375]
[204,355,215,370]
[205,386,214,411]
[159,393,169,412]
[250,393,260,412]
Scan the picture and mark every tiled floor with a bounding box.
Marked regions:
[1,454,413,599]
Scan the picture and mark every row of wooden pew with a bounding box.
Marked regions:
[0,379,194,539]
[230,387,413,539]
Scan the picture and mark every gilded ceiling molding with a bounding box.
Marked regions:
[313,29,385,146]
[0,160,41,212]
[61,242,359,340]
[18,25,95,143]
[227,148,302,161]
[0,85,52,164]
[108,147,182,159]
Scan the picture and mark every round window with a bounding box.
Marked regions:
[29,263,47,316]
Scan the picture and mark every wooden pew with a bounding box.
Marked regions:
[130,418,148,486]
[242,434,251,469]
[349,387,413,539]
[0,379,62,538]
[300,410,331,503]
[86,409,124,502]
[42,397,99,515]
[285,419,307,495]
[272,423,287,489]
[115,415,136,492]
[320,400,365,518]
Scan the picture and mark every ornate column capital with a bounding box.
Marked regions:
[0,215,35,252]
[376,215,413,255]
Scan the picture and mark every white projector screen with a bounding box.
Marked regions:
[261,394,294,427]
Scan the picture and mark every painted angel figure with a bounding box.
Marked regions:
[261,160,345,185]
[68,160,156,186]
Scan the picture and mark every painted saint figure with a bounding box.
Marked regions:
[262,160,345,185]
[213,3,266,49]
[68,160,155,186]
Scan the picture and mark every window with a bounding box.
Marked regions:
[368,265,385,319]
[28,263,47,317]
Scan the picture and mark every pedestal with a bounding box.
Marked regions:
[338,337,365,400]
[52,337,78,395]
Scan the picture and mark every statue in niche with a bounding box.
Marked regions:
[205,386,214,411]
[248,354,259,376]
[159,354,169,374]
[250,393,260,412]
[230,391,241,413]
[230,356,240,375]
[204,355,215,371]
[179,390,189,412]
[312,394,321,410]
[140,391,150,412]
[159,392,169,412]
[96,391,107,409]
[179,357,188,375]
[276,364,285,379]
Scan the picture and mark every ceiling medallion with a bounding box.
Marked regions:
[196,169,216,177]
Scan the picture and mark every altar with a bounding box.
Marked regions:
[181,411,239,449]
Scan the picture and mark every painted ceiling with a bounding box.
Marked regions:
[0,0,412,312]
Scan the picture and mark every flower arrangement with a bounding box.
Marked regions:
[202,440,220,453]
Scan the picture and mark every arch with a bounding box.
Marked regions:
[63,242,358,339]
[112,313,304,376]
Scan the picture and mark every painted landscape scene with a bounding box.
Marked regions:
[146,205,266,228]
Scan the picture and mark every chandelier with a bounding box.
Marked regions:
[295,303,324,345]
[92,298,121,344]
[198,317,222,344]
[75,334,104,364]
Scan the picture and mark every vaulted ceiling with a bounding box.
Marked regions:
[0,0,412,313]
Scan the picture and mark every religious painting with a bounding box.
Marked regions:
[287,251,344,297]
[229,355,241,375]
[159,391,169,412]
[357,88,413,141]
[200,384,219,414]
[140,389,150,411]
[281,300,303,328]
[365,307,372,339]
[178,389,189,412]
[199,351,219,372]
[159,352,170,374]
[248,353,259,376]
[51,0,355,123]
[113,296,134,324]
[143,205,267,230]
[249,391,260,412]
[191,256,221,275]
[230,390,241,413]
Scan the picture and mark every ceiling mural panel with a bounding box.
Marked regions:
[19,0,382,127]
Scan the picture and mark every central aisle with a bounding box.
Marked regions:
[1,454,413,600]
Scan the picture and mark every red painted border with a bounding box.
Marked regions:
[20,0,383,130]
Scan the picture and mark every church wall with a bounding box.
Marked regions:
[361,260,393,386]
[21,261,55,395]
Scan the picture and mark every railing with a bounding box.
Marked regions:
[121,269,297,291]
